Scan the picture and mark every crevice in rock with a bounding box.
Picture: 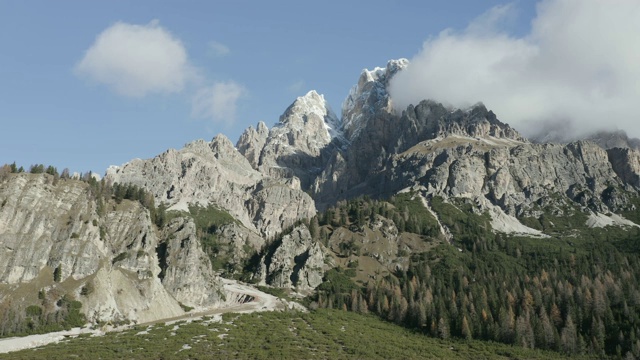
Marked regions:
[156,242,168,280]
[290,249,310,287]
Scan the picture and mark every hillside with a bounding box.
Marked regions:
[7,309,595,360]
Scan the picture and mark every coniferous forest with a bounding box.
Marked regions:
[311,194,640,358]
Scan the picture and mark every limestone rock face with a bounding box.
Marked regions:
[237,91,344,189]
[236,121,269,169]
[159,217,224,308]
[385,139,636,217]
[0,174,184,324]
[257,225,325,290]
[106,134,316,238]
[0,175,100,285]
[608,147,640,188]
[247,180,317,240]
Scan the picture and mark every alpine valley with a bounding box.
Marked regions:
[2,60,640,359]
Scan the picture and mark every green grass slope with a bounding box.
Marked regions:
[9,310,592,360]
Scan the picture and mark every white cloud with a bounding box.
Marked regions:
[191,81,246,123]
[389,0,640,139]
[207,41,230,57]
[76,20,193,97]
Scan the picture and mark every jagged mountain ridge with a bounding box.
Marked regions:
[105,133,316,240]
[101,58,640,285]
[104,58,640,237]
[2,57,640,336]
[234,59,640,223]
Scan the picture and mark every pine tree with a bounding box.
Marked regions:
[461,315,472,340]
[561,314,578,354]
[53,266,61,282]
[438,317,450,339]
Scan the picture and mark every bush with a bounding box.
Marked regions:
[25,305,43,318]
[80,282,94,296]
[112,252,128,265]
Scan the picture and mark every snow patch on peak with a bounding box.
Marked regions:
[359,59,409,84]
[341,59,410,140]
[279,90,343,141]
[362,66,386,83]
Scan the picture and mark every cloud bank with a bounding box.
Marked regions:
[77,21,245,123]
[389,0,640,139]
[191,81,246,123]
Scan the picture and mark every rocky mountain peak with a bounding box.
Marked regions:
[277,90,341,141]
[236,122,269,169]
[341,59,409,141]
[407,101,527,142]
[236,90,344,189]
[210,133,240,158]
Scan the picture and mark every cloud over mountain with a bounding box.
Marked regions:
[389,0,640,139]
[76,20,193,97]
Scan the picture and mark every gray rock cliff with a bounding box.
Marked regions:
[0,174,184,324]
[256,224,325,290]
[106,134,316,239]
[237,90,345,189]
[159,217,224,308]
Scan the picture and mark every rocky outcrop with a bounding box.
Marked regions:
[383,139,638,217]
[159,217,224,308]
[237,91,344,189]
[0,173,184,324]
[608,147,640,188]
[256,225,325,290]
[215,222,265,269]
[106,134,316,238]
[236,121,269,169]
[246,179,317,239]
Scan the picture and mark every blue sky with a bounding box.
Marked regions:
[3,1,638,175]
